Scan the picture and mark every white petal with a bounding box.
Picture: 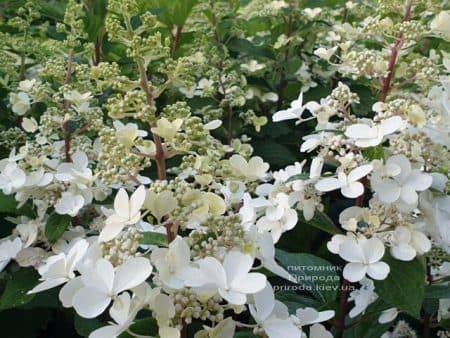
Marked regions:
[98,220,125,243]
[251,284,275,323]
[379,116,403,135]
[73,287,111,318]
[89,325,120,338]
[59,277,84,307]
[28,277,67,294]
[231,272,266,294]
[195,257,227,289]
[378,308,398,324]
[113,189,129,219]
[113,257,152,294]
[223,251,253,284]
[263,318,302,338]
[343,263,367,282]
[341,181,364,198]
[366,261,390,280]
[339,239,365,263]
[309,323,333,338]
[373,180,401,203]
[315,178,342,192]
[348,165,373,182]
[129,185,146,218]
[362,238,385,264]
[273,109,299,122]
[391,243,416,261]
[400,185,418,205]
[345,124,375,139]
[411,231,431,255]
[404,170,432,191]
[82,259,114,293]
[218,289,246,305]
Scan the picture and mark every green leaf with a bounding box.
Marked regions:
[146,0,198,28]
[227,37,275,59]
[74,315,103,337]
[302,211,343,235]
[0,268,39,311]
[0,191,18,213]
[84,0,107,42]
[362,145,384,161]
[119,318,159,337]
[45,213,72,243]
[286,173,310,182]
[275,292,321,313]
[424,284,450,299]
[374,255,425,317]
[275,250,340,303]
[140,231,167,246]
[252,140,297,167]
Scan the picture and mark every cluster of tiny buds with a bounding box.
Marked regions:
[189,215,245,259]
[341,50,387,80]
[101,227,143,266]
[171,289,224,325]
[427,245,450,270]
[390,131,449,169]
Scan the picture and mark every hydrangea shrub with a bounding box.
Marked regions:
[0,1,449,338]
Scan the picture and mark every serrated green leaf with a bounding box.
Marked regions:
[45,212,72,243]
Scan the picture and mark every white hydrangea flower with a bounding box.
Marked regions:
[99,186,146,242]
[229,155,269,181]
[338,237,390,282]
[184,251,266,305]
[72,257,152,318]
[29,238,89,294]
[249,283,302,338]
[371,155,432,206]
[315,165,373,198]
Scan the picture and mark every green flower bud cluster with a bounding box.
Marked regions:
[106,90,155,121]
[0,127,25,152]
[171,289,224,326]
[341,49,387,80]
[97,127,151,184]
[90,62,122,92]
[427,246,450,269]
[101,227,143,266]
[390,132,450,170]
[189,214,245,259]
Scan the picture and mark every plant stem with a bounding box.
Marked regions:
[171,25,183,56]
[379,0,413,102]
[63,49,74,162]
[277,14,293,110]
[335,278,350,338]
[136,56,167,181]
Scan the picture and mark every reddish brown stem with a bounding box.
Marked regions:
[335,278,351,338]
[93,36,101,66]
[171,26,183,56]
[63,50,74,162]
[379,0,413,102]
[137,60,167,181]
